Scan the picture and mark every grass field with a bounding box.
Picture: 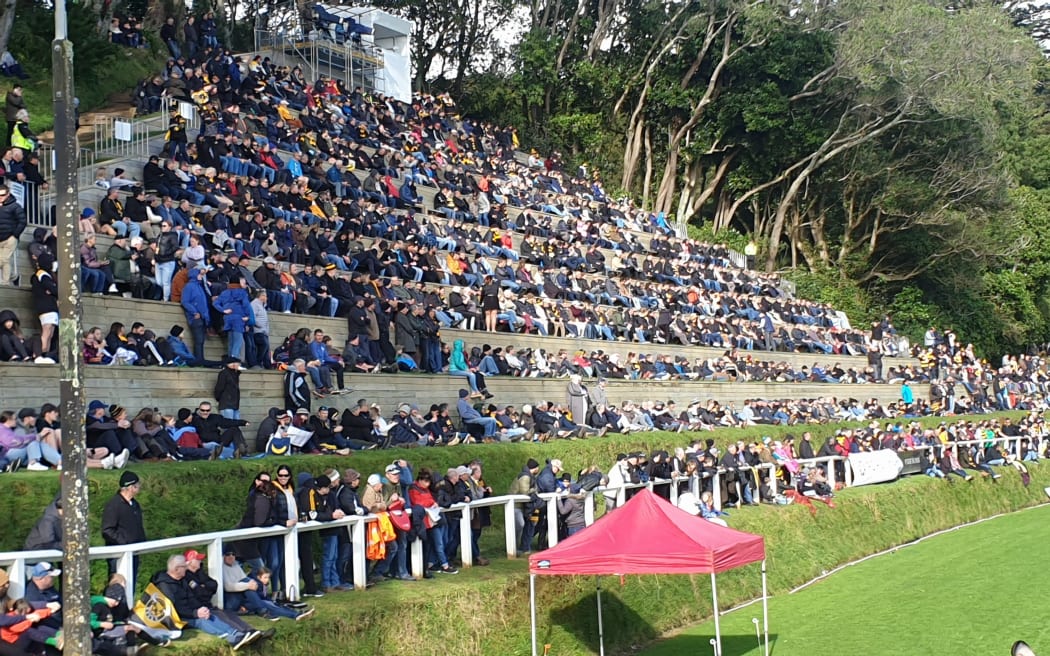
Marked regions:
[641,503,1050,656]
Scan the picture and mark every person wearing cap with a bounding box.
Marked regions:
[361,466,413,582]
[214,356,244,421]
[150,554,258,650]
[24,562,62,628]
[223,555,312,622]
[184,549,267,641]
[85,400,137,464]
[101,470,146,580]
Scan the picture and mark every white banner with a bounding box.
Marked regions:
[848,450,903,487]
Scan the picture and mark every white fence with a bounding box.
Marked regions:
[0,434,1030,606]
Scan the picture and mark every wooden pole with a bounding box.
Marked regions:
[53,2,90,654]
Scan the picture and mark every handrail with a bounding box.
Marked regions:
[0,434,1028,605]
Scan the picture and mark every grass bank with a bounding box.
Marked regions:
[642,503,1050,655]
[0,411,1036,655]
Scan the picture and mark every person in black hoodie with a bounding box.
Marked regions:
[234,473,279,574]
[30,251,58,361]
[213,356,242,420]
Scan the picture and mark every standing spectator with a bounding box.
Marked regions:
[508,458,540,554]
[160,17,180,58]
[249,290,271,369]
[200,12,219,49]
[183,16,199,60]
[30,252,58,362]
[100,470,146,580]
[181,267,211,362]
[154,221,180,301]
[0,184,26,286]
[214,279,253,361]
[565,374,589,428]
[9,109,35,154]
[214,356,243,420]
[4,84,24,147]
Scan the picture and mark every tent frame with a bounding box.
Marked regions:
[529,561,770,656]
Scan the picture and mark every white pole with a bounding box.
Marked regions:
[710,571,722,656]
[596,576,606,656]
[530,574,538,656]
[762,560,770,656]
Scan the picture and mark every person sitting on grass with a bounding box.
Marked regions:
[938,445,974,481]
[221,551,313,621]
[150,554,259,651]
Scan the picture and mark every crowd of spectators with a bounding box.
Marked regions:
[6,409,1042,654]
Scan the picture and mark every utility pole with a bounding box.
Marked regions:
[53,2,91,654]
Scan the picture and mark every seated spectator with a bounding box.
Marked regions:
[85,400,136,466]
[222,553,313,621]
[150,554,259,650]
[0,309,41,362]
[457,389,498,439]
[0,51,28,79]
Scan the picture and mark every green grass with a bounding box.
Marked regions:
[641,503,1050,656]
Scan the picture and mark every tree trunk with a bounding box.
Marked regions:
[641,124,654,208]
[0,0,17,57]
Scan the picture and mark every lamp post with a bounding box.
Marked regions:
[53,2,90,654]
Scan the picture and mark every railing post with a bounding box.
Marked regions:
[766,465,776,499]
[116,551,135,597]
[283,524,300,601]
[350,519,367,592]
[584,493,596,526]
[844,458,854,487]
[207,537,224,609]
[7,559,25,599]
[504,500,517,559]
[410,537,423,580]
[826,459,837,488]
[546,495,559,549]
[669,478,679,506]
[712,471,722,510]
[459,506,473,568]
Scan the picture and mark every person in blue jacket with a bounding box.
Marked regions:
[180,267,212,362]
[213,278,254,361]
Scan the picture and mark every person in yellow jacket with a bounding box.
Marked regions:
[10,109,35,154]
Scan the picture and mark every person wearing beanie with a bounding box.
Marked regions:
[295,473,344,595]
[509,458,541,554]
[100,469,146,581]
[85,399,137,466]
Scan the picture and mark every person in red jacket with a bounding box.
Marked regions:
[408,468,457,576]
[1,598,60,653]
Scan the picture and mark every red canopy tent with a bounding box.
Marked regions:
[528,490,769,656]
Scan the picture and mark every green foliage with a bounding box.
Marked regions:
[790,268,876,330]
[686,222,751,253]
[3,2,166,131]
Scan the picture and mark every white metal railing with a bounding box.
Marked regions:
[92,104,199,161]
[0,436,1031,604]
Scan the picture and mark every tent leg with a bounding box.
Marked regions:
[710,572,721,656]
[762,560,769,656]
[596,576,605,656]
[531,574,538,656]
